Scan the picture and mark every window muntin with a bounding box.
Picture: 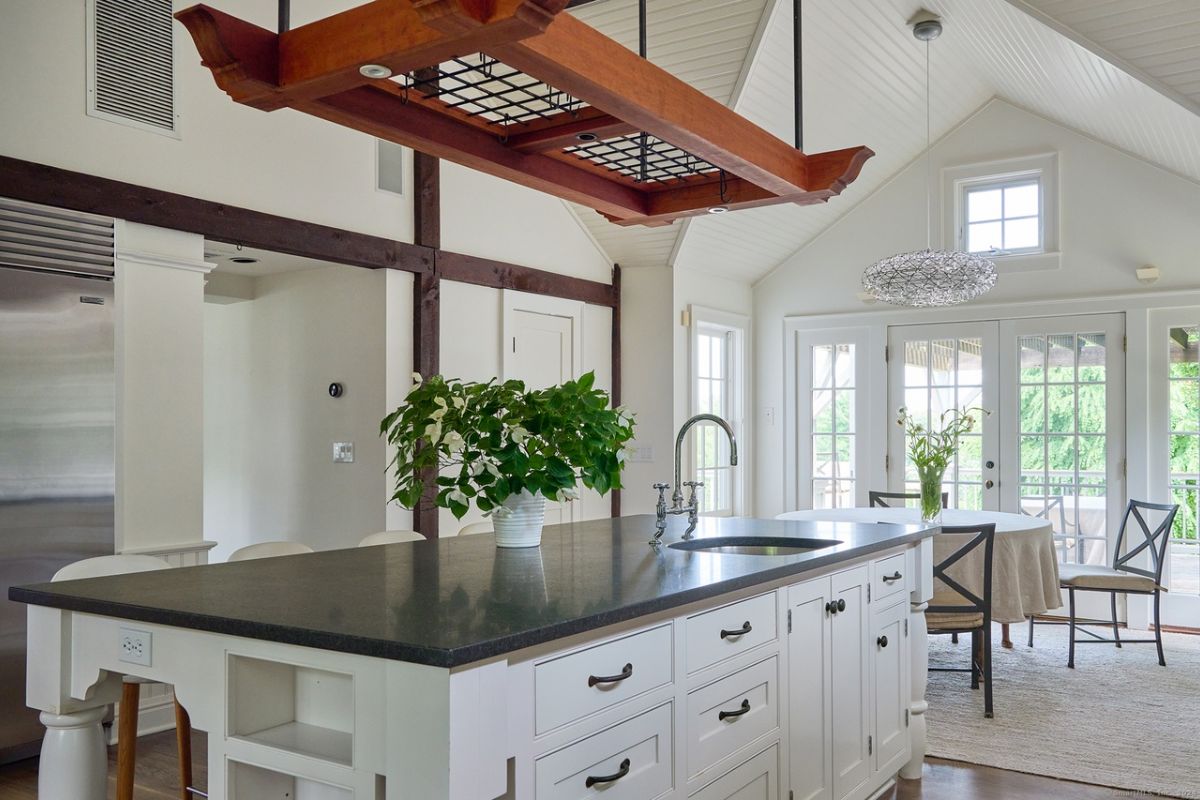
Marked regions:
[963,177,1042,256]
[694,323,739,516]
[811,343,855,509]
[1168,326,1200,596]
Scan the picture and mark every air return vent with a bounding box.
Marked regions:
[88,0,176,134]
[0,198,116,279]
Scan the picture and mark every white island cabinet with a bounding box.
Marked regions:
[15,517,933,800]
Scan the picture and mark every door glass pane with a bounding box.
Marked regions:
[812,343,856,508]
[1167,326,1200,595]
[898,335,988,510]
[1018,332,1109,564]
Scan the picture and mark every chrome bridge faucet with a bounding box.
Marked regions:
[651,414,739,544]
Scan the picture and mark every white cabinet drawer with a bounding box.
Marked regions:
[870,553,907,604]
[687,656,779,779]
[535,623,673,735]
[686,592,777,675]
[535,702,674,800]
[690,744,779,800]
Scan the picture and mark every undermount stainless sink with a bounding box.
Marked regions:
[668,536,843,556]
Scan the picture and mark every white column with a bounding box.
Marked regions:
[37,708,109,800]
[113,221,213,553]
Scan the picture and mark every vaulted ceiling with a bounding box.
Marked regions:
[568,0,1200,283]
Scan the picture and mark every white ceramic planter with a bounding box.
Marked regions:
[492,489,546,548]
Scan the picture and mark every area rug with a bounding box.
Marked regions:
[925,624,1200,798]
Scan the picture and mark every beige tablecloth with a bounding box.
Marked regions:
[776,508,1062,623]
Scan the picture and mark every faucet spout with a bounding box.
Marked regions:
[673,414,738,506]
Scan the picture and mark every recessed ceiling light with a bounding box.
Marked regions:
[229,256,259,264]
[707,206,729,214]
[576,132,598,142]
[359,64,393,79]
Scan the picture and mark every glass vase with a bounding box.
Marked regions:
[916,465,946,523]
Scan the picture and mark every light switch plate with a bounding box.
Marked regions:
[333,442,355,463]
[626,443,654,463]
[119,627,152,667]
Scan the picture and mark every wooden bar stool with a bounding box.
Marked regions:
[51,555,196,800]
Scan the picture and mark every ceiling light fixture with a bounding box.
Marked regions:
[575,132,598,142]
[707,206,729,214]
[229,256,259,264]
[861,13,996,307]
[358,64,393,79]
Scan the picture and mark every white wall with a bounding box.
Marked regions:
[754,99,1200,517]
[0,0,412,243]
[204,265,394,559]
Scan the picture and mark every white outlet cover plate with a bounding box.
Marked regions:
[333,442,355,463]
[119,627,152,667]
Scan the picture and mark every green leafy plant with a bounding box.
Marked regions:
[381,372,635,519]
[898,405,990,518]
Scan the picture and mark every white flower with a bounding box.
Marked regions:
[510,425,530,444]
[448,488,468,506]
[411,372,423,386]
[430,405,447,421]
[452,395,466,410]
[424,422,442,444]
[444,431,465,454]
[555,486,580,503]
[484,461,502,479]
[469,461,485,476]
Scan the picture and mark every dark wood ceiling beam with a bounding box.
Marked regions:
[438,251,616,306]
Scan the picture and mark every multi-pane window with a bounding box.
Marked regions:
[695,325,737,516]
[900,338,985,510]
[1167,327,1200,596]
[811,344,855,508]
[963,178,1041,256]
[1018,333,1109,565]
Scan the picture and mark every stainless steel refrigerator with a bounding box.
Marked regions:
[0,263,115,763]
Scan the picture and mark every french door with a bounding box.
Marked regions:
[887,323,1000,510]
[888,315,1126,574]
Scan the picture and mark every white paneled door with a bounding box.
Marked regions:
[502,291,584,527]
[887,323,1000,511]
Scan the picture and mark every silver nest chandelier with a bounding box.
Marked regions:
[861,15,996,307]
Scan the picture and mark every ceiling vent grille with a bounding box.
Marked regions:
[0,198,116,279]
[88,0,176,135]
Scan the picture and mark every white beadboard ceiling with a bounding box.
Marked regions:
[1007,0,1200,114]
[567,0,1200,284]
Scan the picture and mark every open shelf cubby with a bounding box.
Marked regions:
[228,759,353,800]
[228,654,354,767]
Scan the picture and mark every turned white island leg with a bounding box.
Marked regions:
[899,599,929,780]
[37,708,109,800]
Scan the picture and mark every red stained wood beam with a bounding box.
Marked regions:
[487,12,815,196]
[176,1,570,110]
[505,109,638,154]
[604,146,874,226]
[304,84,649,220]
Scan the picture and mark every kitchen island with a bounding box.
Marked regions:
[11,514,935,800]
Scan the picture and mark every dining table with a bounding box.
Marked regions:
[776,507,1063,647]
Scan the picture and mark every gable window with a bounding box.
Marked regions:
[962,176,1041,256]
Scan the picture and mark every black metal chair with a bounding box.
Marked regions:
[868,490,949,509]
[1029,499,1178,668]
[927,523,996,718]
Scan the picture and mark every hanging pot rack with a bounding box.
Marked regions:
[176,0,873,227]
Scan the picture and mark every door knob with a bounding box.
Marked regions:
[877,635,889,648]
[984,479,995,489]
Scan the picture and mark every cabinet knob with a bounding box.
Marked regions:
[836,598,846,613]
[877,635,889,648]
[825,601,835,615]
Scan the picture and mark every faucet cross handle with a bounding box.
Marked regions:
[683,480,704,502]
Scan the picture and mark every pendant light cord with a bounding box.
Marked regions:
[925,38,932,251]
[794,0,803,151]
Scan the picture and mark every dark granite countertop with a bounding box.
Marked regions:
[9,515,934,668]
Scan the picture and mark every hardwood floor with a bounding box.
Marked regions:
[0,728,1139,799]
